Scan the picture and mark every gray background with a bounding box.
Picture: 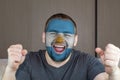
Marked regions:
[0,0,120,58]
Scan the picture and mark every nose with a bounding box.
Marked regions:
[55,35,65,43]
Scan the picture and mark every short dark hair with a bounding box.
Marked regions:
[44,13,77,34]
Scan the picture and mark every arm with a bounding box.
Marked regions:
[2,44,27,80]
[94,72,109,80]
[2,66,16,80]
[96,44,120,80]
[109,67,120,80]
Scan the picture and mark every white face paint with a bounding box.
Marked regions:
[46,32,75,48]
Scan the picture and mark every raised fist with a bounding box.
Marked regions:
[96,44,120,74]
[7,44,27,71]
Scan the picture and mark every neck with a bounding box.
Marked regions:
[45,51,71,68]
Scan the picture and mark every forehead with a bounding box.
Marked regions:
[46,18,75,34]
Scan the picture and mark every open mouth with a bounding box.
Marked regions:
[53,45,65,54]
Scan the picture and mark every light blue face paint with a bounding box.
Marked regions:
[46,46,72,61]
[46,18,75,34]
[45,18,76,62]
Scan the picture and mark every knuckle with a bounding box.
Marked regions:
[107,43,112,47]
[9,44,23,49]
[16,44,23,49]
[7,48,10,52]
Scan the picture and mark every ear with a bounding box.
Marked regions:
[74,35,78,46]
[42,32,45,43]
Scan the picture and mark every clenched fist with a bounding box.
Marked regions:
[96,44,120,75]
[7,44,27,71]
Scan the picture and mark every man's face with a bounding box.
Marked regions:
[45,18,76,62]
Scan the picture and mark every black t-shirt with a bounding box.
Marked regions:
[16,49,105,80]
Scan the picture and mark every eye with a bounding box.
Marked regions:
[64,33,72,37]
[49,32,57,36]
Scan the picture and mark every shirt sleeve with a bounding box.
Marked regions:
[15,53,31,80]
[87,54,105,80]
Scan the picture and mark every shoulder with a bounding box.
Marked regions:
[18,50,46,69]
[21,50,46,66]
[73,49,103,66]
[71,49,100,68]
[73,49,105,80]
[72,49,96,61]
[72,49,105,69]
[26,50,46,59]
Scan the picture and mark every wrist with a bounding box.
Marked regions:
[112,67,120,75]
[6,65,17,73]
[109,67,120,80]
[2,65,17,80]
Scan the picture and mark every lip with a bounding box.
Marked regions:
[53,44,66,54]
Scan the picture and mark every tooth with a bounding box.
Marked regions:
[55,45,64,47]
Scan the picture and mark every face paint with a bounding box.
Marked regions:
[45,18,75,62]
[46,18,75,34]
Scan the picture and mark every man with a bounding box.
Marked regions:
[2,13,120,80]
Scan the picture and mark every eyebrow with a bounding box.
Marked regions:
[49,30,73,34]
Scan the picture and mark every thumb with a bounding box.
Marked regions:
[20,49,28,64]
[21,49,28,56]
[95,47,104,56]
[95,47,105,64]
